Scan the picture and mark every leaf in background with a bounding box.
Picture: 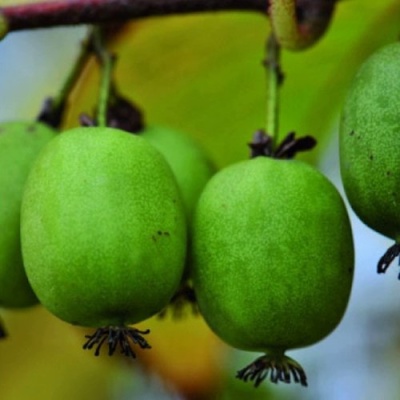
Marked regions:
[280,0,400,165]
[0,307,117,400]
[66,0,400,170]
[64,13,268,168]
[135,315,228,398]
[55,1,400,398]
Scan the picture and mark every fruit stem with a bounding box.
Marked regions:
[1,0,268,33]
[236,351,308,387]
[83,325,151,357]
[92,25,115,128]
[37,31,92,128]
[264,34,283,151]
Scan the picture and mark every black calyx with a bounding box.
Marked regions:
[274,131,316,159]
[249,130,274,158]
[83,325,151,358]
[158,281,199,319]
[79,94,144,133]
[236,353,308,387]
[377,242,400,278]
[248,130,317,159]
[36,97,65,129]
[106,95,144,133]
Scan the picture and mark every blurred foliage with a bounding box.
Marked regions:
[65,0,400,168]
[135,314,228,398]
[0,307,117,399]
[0,0,42,4]
[1,0,400,399]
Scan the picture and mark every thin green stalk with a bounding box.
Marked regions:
[265,34,282,150]
[91,26,115,128]
[52,36,91,116]
[37,29,92,127]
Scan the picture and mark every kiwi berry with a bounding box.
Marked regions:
[339,42,400,276]
[191,149,354,387]
[21,126,187,356]
[0,121,56,308]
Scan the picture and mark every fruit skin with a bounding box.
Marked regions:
[0,121,56,307]
[192,156,354,353]
[141,126,215,223]
[142,126,216,310]
[21,126,187,327]
[340,42,400,240]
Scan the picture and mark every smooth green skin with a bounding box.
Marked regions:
[0,121,56,307]
[192,157,354,354]
[141,126,215,224]
[21,127,187,327]
[340,42,400,240]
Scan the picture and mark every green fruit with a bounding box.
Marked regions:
[191,156,354,386]
[141,126,215,317]
[0,121,56,307]
[21,126,187,329]
[141,126,215,223]
[340,42,400,242]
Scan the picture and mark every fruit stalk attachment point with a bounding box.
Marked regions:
[104,94,144,133]
[83,326,151,357]
[260,33,316,157]
[249,130,316,159]
[236,353,308,387]
[79,26,144,131]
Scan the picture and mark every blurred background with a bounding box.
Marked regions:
[1,0,400,399]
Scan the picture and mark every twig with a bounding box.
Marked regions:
[1,0,268,32]
[0,0,338,42]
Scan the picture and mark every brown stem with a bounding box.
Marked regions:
[2,0,268,32]
[1,0,339,39]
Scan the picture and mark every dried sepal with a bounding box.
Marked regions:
[236,353,308,387]
[83,325,151,358]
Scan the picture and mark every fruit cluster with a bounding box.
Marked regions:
[2,115,216,355]
[3,17,400,392]
[0,105,355,388]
